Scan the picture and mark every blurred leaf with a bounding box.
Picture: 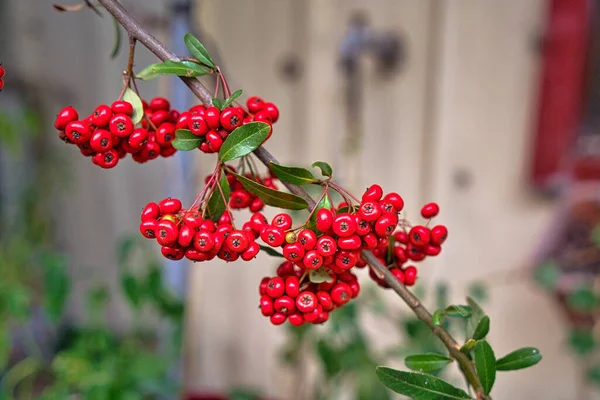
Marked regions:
[0,325,9,370]
[433,310,445,326]
[466,297,485,338]
[444,305,472,318]
[8,285,32,320]
[121,273,142,309]
[173,129,202,151]
[496,347,542,371]
[317,339,343,378]
[117,235,137,267]
[219,122,271,162]
[183,33,216,68]
[375,367,471,399]
[309,267,333,283]
[228,387,262,400]
[435,283,449,311]
[122,87,144,125]
[43,254,70,322]
[207,174,230,222]
[221,89,243,109]
[474,340,496,395]
[111,17,121,58]
[587,364,600,386]
[312,161,333,178]
[145,264,163,297]
[472,316,490,341]
[86,286,109,322]
[468,281,488,303]
[258,245,284,258]
[533,261,560,290]
[568,329,596,355]
[269,162,317,185]
[567,286,598,312]
[357,369,391,400]
[460,339,477,353]
[404,353,453,372]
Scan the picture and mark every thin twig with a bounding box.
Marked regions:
[95,0,487,396]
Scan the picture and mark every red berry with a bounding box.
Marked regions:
[220,107,243,131]
[430,225,448,245]
[390,268,405,284]
[189,105,206,116]
[263,102,279,123]
[259,277,270,295]
[54,106,79,130]
[156,219,179,246]
[283,243,305,262]
[383,192,404,212]
[253,110,272,124]
[241,242,260,261]
[204,106,221,129]
[331,282,352,306]
[230,190,252,208]
[128,128,148,150]
[288,313,304,326]
[260,226,285,247]
[277,261,295,277]
[361,233,378,250]
[226,230,250,252]
[247,96,265,114]
[407,244,426,261]
[421,202,440,219]
[317,291,333,311]
[337,234,362,250]
[315,208,334,232]
[393,246,408,264]
[139,220,157,239]
[260,295,275,316]
[185,248,208,262]
[302,250,324,270]
[394,231,409,244]
[178,225,195,247]
[297,229,317,250]
[249,197,264,213]
[91,104,113,127]
[359,201,382,222]
[315,236,337,257]
[206,130,223,152]
[109,114,134,137]
[296,291,318,313]
[266,277,285,298]
[374,214,398,237]
[424,244,441,256]
[111,100,133,115]
[0,65,5,78]
[159,197,182,214]
[362,184,383,202]
[250,212,268,232]
[188,114,208,136]
[141,202,160,221]
[404,266,417,286]
[93,148,119,169]
[161,245,184,260]
[274,296,296,315]
[89,129,113,152]
[409,225,430,247]
[200,220,216,233]
[285,276,300,298]
[156,122,175,147]
[272,213,292,230]
[194,230,215,252]
[65,120,91,144]
[270,313,286,325]
[332,213,357,237]
[303,305,322,323]
[335,251,358,270]
[150,97,170,111]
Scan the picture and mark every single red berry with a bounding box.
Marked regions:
[272,213,293,230]
[176,111,191,130]
[383,192,404,212]
[359,201,382,222]
[390,268,405,284]
[247,96,265,114]
[283,242,305,262]
[361,233,378,250]
[54,106,79,130]
[288,313,304,327]
[93,148,119,169]
[249,212,268,232]
[393,246,408,264]
[189,105,206,116]
[266,277,285,298]
[302,250,324,270]
[128,128,149,150]
[260,295,275,316]
[274,295,296,315]
[169,109,180,123]
[89,129,113,152]
[263,102,279,123]
[297,229,317,250]
[335,250,358,270]
[218,245,240,262]
[277,261,295,277]
[295,291,318,313]
[430,225,448,245]
[185,248,208,262]
[362,184,383,202]
[337,235,362,251]
[150,97,170,111]
[354,215,372,236]
[259,277,270,295]
[156,219,179,246]
[178,225,195,248]
[270,313,287,325]
[374,214,398,237]
[379,200,397,215]
[150,110,170,127]
[303,305,323,323]
[404,266,417,286]
[331,282,352,306]
[315,208,334,232]
[109,114,134,138]
[200,220,217,233]
[407,244,426,261]
[230,190,252,208]
[332,213,357,237]
[315,236,337,257]
[194,230,215,252]
[409,225,430,247]
[204,106,221,130]
[316,291,333,311]
[206,130,223,152]
[156,122,175,147]
[220,107,243,131]
[421,202,440,219]
[285,276,300,298]
[111,100,133,115]
[188,114,208,136]
[65,120,91,144]
[424,244,441,256]
[253,110,272,123]
[249,197,264,213]
[226,230,250,252]
[161,245,184,260]
[0,65,5,78]
[394,231,409,244]
[260,226,285,247]
[91,104,113,127]
[159,197,182,214]
[141,202,161,221]
[139,220,157,239]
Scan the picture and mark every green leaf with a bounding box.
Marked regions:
[466,297,485,337]
[183,33,216,68]
[172,129,202,151]
[0,325,9,370]
[317,340,343,378]
[269,162,318,185]
[533,261,560,290]
[496,347,542,371]
[219,122,271,162]
[472,316,490,341]
[259,245,284,258]
[117,235,137,267]
[474,340,496,395]
[567,286,598,312]
[121,274,141,309]
[312,161,333,178]
[136,60,212,81]
[375,368,472,399]
[433,310,445,326]
[444,305,472,318]
[212,97,224,110]
[569,329,596,355]
[404,353,453,372]
[233,173,308,210]
[111,17,121,59]
[309,267,333,284]
[222,89,243,109]
[206,174,230,222]
[43,255,70,322]
[122,87,144,125]
[468,282,488,303]
[460,339,477,353]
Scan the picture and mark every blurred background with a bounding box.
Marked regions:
[1,0,600,399]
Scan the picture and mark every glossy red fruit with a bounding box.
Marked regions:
[259,277,270,295]
[128,128,148,150]
[156,122,175,147]
[393,246,408,264]
[421,202,440,219]
[141,202,160,221]
[176,111,191,129]
[266,277,285,298]
[150,110,170,127]
[404,266,417,286]
[185,247,208,262]
[315,208,334,232]
[285,276,300,298]
[263,102,279,123]
[296,291,318,313]
[159,197,182,214]
[362,184,383,202]
[383,192,404,212]
[220,107,243,131]
[178,225,195,247]
[283,243,305,262]
[302,250,324,270]
[242,240,261,260]
[359,201,382,222]
[407,244,426,261]
[150,97,170,111]
[188,114,208,136]
[260,295,275,316]
[274,296,296,315]
[111,100,133,115]
[331,282,352,306]
[390,268,405,284]
[161,245,184,260]
[335,251,358,270]
[194,230,215,252]
[93,148,119,169]
[272,213,293,230]
[139,220,157,239]
[230,190,252,208]
[91,104,113,127]
[260,226,285,247]
[89,129,113,152]
[374,214,398,237]
[337,235,362,250]
[250,212,268,232]
[189,105,206,116]
[226,230,250,252]
[303,305,323,323]
[109,114,134,138]
[288,313,304,326]
[332,213,357,237]
[156,219,179,246]
[409,225,430,247]
[249,197,264,212]
[54,106,79,130]
[204,106,221,130]
[361,233,378,250]
[270,313,287,325]
[65,121,91,144]
[317,291,333,311]
[206,130,223,152]
[430,225,448,245]
[316,236,337,257]
[355,216,372,236]
[253,110,272,124]
[297,229,317,250]
[200,220,216,233]
[277,261,295,277]
[424,244,441,256]
[394,231,409,244]
[247,96,265,114]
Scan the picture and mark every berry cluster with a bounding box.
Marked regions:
[0,64,5,91]
[259,261,359,326]
[139,197,261,262]
[54,97,179,168]
[223,169,278,213]
[176,96,279,154]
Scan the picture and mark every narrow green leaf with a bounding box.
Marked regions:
[404,353,453,372]
[466,297,485,337]
[312,161,333,177]
[206,174,231,222]
[496,347,542,371]
[43,255,70,322]
[375,367,472,399]
[122,87,144,125]
[433,310,445,326]
[259,245,284,258]
[136,60,211,81]
[468,282,488,303]
[183,33,216,68]
[212,97,224,110]
[269,162,318,185]
[232,173,308,210]
[444,305,472,318]
[473,316,490,341]
[111,17,121,59]
[222,89,243,110]
[309,267,333,284]
[219,122,270,162]
[460,339,477,353]
[121,273,141,308]
[474,340,496,395]
[173,129,202,151]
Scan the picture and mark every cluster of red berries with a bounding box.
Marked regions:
[139,197,261,262]
[0,64,5,91]
[259,262,359,326]
[176,95,279,154]
[54,97,179,168]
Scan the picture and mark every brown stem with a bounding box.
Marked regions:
[96,0,487,397]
